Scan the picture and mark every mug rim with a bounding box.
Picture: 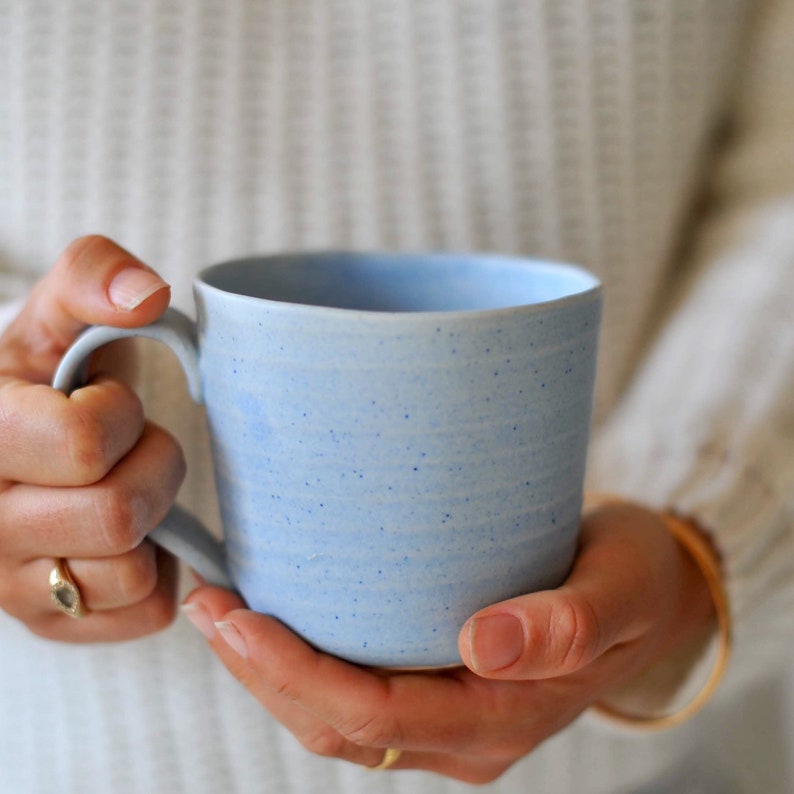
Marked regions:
[196,250,602,321]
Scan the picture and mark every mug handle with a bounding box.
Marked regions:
[51,307,233,589]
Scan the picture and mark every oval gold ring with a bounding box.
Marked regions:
[49,558,86,618]
[368,747,403,771]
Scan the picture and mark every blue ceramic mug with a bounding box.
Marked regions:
[54,252,602,668]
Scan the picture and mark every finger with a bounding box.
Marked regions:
[0,235,170,383]
[26,546,179,643]
[185,590,527,755]
[15,543,160,614]
[0,375,146,485]
[0,421,186,557]
[184,590,614,779]
[182,587,389,768]
[459,503,676,680]
[185,590,516,782]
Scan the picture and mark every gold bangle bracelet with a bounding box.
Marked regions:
[585,497,732,731]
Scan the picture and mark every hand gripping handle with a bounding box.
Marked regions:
[52,308,232,588]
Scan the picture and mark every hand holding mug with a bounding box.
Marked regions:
[0,236,183,641]
[1,236,718,784]
[54,248,602,667]
[184,501,717,782]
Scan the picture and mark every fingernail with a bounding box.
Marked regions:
[215,620,248,659]
[108,267,169,311]
[468,613,525,673]
[181,602,216,640]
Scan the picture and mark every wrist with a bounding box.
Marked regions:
[586,497,732,730]
[662,513,719,658]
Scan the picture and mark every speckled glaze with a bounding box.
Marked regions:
[55,252,602,668]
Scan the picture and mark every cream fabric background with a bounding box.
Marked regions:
[1,1,793,792]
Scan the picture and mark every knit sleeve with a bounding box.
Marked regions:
[587,0,794,701]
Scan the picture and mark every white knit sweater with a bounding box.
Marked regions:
[1,2,793,793]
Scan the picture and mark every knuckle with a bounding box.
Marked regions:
[133,424,187,509]
[94,487,143,553]
[112,548,159,604]
[552,595,602,673]
[62,405,113,484]
[160,428,187,487]
[54,235,115,279]
[139,591,177,633]
[340,712,398,748]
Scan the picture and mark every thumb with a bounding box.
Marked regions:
[459,505,673,680]
[1,235,170,380]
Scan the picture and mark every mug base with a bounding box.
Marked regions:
[365,661,464,674]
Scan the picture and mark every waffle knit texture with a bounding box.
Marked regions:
[1,1,793,793]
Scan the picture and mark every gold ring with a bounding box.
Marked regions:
[368,747,402,771]
[49,559,86,618]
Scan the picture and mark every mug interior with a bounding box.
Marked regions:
[200,252,599,313]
